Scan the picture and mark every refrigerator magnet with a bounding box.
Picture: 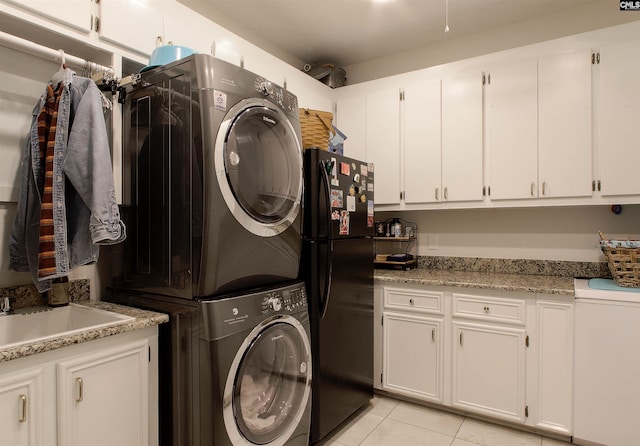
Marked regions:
[347,195,356,212]
[331,210,340,221]
[330,189,343,208]
[340,162,350,176]
[339,210,350,235]
[360,164,368,177]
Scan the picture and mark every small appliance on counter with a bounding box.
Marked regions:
[373,217,417,270]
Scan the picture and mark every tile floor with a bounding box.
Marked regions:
[317,395,572,446]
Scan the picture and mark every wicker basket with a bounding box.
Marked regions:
[299,108,333,150]
[599,231,640,287]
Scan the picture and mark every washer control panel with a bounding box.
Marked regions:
[259,283,307,315]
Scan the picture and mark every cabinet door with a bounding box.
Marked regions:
[366,87,401,205]
[0,367,45,446]
[535,299,573,435]
[486,60,538,200]
[383,312,443,403]
[3,0,93,33]
[452,322,526,422]
[441,70,483,202]
[336,92,366,161]
[57,339,149,446]
[99,0,163,56]
[599,40,640,196]
[538,50,592,198]
[163,2,215,56]
[403,79,442,204]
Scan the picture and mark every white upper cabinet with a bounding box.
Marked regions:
[163,2,215,56]
[598,39,640,197]
[366,87,401,205]
[441,70,484,202]
[99,0,163,56]
[3,0,94,33]
[403,79,442,205]
[538,50,592,199]
[486,59,538,200]
[335,92,367,161]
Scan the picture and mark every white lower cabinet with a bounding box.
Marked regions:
[383,313,443,402]
[0,366,51,446]
[0,326,158,446]
[531,297,573,435]
[57,339,150,446]
[452,321,525,422]
[376,282,574,436]
[380,287,444,402]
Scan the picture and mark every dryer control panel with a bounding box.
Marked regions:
[254,77,298,113]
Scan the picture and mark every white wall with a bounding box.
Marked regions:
[378,205,640,263]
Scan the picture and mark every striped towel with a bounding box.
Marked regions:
[37,82,64,278]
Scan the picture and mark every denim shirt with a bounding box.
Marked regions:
[9,70,126,292]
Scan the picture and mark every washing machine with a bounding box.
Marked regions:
[115,54,303,299]
[199,280,312,445]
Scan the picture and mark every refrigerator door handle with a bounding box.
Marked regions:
[319,160,332,237]
[320,239,333,319]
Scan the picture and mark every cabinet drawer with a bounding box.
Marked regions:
[384,288,444,315]
[452,293,526,325]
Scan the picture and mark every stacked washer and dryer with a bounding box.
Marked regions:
[108,54,312,446]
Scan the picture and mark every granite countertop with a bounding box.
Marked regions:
[0,301,169,363]
[374,268,576,296]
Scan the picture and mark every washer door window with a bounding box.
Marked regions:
[216,99,302,237]
[224,318,311,446]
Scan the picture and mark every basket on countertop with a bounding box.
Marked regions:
[599,231,640,287]
[299,108,334,150]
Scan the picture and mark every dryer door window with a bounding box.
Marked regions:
[228,320,311,445]
[216,99,303,237]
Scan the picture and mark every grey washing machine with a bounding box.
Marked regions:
[114,53,303,300]
[199,281,312,446]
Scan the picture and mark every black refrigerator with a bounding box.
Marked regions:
[302,148,374,443]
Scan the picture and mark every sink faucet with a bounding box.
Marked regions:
[0,297,13,316]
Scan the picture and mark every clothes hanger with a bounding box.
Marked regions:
[50,49,70,86]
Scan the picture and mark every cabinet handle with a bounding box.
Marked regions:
[435,188,439,200]
[444,187,448,200]
[542,181,547,196]
[76,377,84,403]
[432,328,435,342]
[484,305,490,313]
[530,182,535,197]
[459,331,463,346]
[18,394,27,423]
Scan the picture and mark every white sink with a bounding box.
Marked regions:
[0,303,134,350]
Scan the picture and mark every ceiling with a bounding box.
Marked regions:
[196,0,600,68]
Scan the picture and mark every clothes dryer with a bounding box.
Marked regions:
[116,54,303,299]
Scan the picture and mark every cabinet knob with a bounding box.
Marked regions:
[409,298,414,305]
[483,306,490,313]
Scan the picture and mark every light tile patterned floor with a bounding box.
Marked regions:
[316,395,572,446]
